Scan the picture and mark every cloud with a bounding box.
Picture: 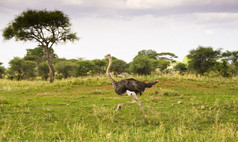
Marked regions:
[192,12,238,29]
[67,0,238,19]
[125,0,187,9]
[2,0,238,18]
[62,0,83,6]
[204,30,215,35]
[195,12,238,22]
[125,0,238,10]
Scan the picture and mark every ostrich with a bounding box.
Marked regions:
[105,54,157,119]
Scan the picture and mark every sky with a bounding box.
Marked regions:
[0,0,238,68]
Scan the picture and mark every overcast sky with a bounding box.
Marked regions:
[0,0,238,67]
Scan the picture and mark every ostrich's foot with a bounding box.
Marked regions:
[115,105,121,113]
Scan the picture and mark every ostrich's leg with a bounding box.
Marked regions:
[128,92,147,119]
[115,91,147,120]
[122,90,147,119]
[115,90,138,113]
[115,102,137,113]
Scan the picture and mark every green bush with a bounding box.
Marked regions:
[130,56,155,75]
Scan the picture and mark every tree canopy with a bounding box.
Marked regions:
[137,49,158,59]
[3,10,78,44]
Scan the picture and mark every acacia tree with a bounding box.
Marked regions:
[187,46,221,75]
[136,49,178,72]
[138,49,158,59]
[2,9,78,83]
[130,56,154,75]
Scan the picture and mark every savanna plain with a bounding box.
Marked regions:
[0,75,238,141]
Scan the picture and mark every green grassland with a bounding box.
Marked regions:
[0,75,238,141]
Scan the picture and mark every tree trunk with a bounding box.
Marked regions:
[48,59,54,83]
[45,47,54,83]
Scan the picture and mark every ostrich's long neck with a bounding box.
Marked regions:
[107,58,117,87]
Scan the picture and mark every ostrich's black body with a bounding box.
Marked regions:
[105,54,157,96]
[113,78,157,96]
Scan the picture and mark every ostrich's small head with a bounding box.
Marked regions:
[105,54,111,59]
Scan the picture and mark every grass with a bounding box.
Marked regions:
[0,75,238,141]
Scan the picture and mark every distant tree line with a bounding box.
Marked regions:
[0,47,178,80]
[0,46,237,81]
